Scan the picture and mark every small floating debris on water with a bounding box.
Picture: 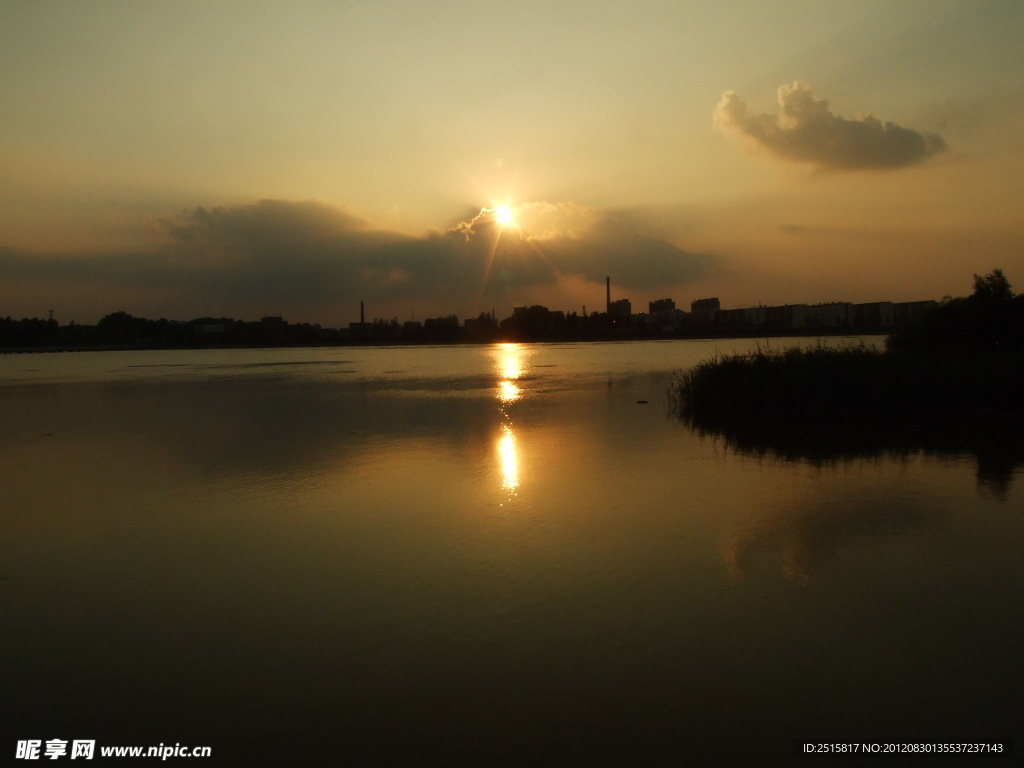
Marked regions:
[636,400,649,404]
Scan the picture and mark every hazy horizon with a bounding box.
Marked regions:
[3,0,1023,326]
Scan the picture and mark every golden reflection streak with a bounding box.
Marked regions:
[498,379,521,403]
[499,353,523,382]
[498,424,519,493]
[494,343,527,401]
[493,343,528,496]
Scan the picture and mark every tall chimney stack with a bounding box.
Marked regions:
[606,276,610,315]
[360,301,365,326]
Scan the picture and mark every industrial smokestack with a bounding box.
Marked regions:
[606,276,610,315]
[360,301,364,326]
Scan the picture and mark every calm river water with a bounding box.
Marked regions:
[2,340,1020,765]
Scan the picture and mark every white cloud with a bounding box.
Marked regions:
[714,82,946,170]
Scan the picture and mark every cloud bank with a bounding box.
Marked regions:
[0,199,713,323]
[714,81,946,170]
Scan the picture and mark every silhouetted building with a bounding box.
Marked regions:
[764,304,807,331]
[691,298,720,312]
[609,298,631,318]
[804,302,853,329]
[653,308,687,332]
[423,315,460,341]
[853,301,894,328]
[687,297,720,329]
[718,306,765,332]
[649,298,675,314]
[259,315,288,342]
[894,300,938,325]
[464,313,499,340]
[508,305,567,337]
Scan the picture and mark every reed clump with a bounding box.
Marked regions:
[675,342,889,425]
[672,340,1024,433]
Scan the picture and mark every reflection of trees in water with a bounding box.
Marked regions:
[681,412,1022,579]
[722,492,939,583]
[699,419,1017,580]
[680,409,1024,500]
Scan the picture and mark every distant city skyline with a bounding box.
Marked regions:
[2,1,1023,326]
[4,279,940,333]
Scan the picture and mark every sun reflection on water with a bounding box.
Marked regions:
[498,379,521,404]
[499,347,525,383]
[492,343,529,497]
[498,424,519,492]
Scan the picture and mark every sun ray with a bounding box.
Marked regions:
[474,209,505,313]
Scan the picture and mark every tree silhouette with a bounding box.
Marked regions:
[972,268,1013,305]
[889,268,1023,352]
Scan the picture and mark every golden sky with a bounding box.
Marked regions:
[2,0,1023,325]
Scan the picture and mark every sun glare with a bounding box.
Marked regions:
[494,205,515,227]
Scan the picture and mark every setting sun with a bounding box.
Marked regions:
[494,205,515,227]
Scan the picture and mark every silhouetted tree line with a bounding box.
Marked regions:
[0,311,346,349]
[497,306,637,341]
[0,316,62,347]
[887,268,1024,352]
[674,269,1024,457]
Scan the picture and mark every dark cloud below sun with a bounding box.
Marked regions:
[0,199,714,323]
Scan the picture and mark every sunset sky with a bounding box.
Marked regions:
[2,0,1023,326]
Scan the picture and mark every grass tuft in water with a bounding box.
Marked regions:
[671,340,1024,431]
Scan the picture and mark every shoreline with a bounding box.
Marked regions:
[0,328,891,355]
